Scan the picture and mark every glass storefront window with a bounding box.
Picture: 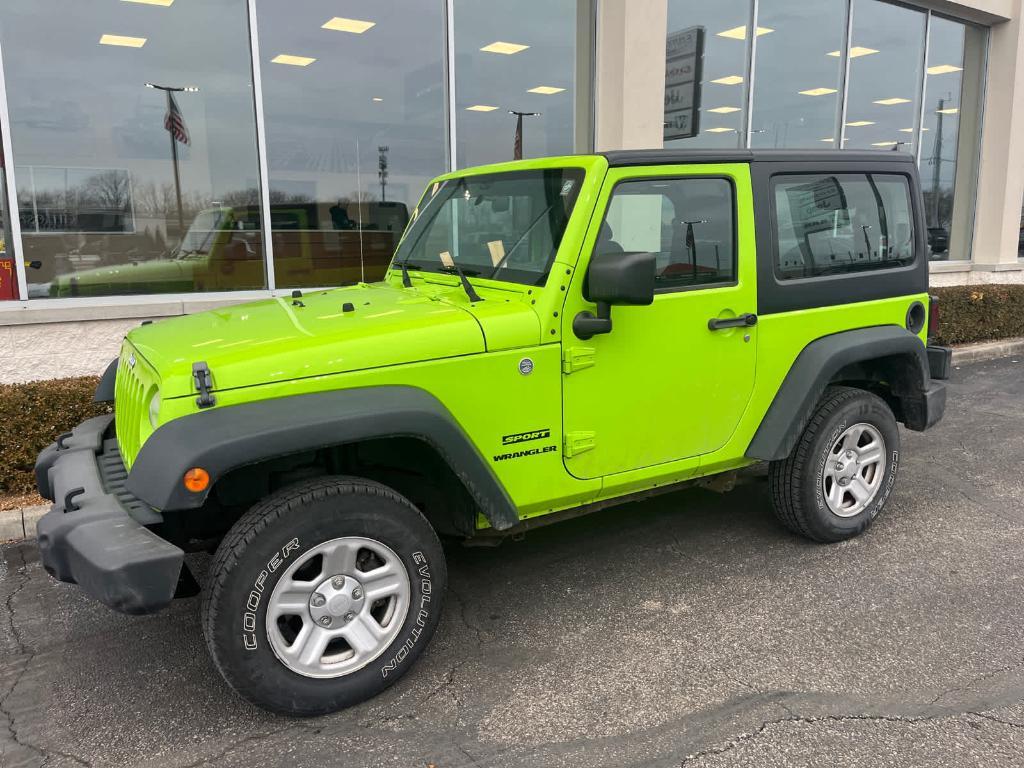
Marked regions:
[255,0,445,289]
[0,0,266,298]
[453,0,581,168]
[0,142,16,299]
[843,0,926,153]
[749,0,845,149]
[920,17,984,262]
[664,0,752,148]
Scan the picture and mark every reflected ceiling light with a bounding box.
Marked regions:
[799,87,837,96]
[845,120,875,127]
[937,107,959,114]
[874,97,911,105]
[272,54,316,66]
[372,97,384,102]
[99,34,147,47]
[927,64,963,75]
[528,86,565,95]
[322,16,376,34]
[122,0,174,5]
[711,75,744,85]
[466,104,499,111]
[820,138,835,142]
[705,127,735,133]
[707,106,741,113]
[480,41,529,54]
[872,140,898,146]
[717,26,773,40]
[828,46,879,58]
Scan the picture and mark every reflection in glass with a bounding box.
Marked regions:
[255,0,444,288]
[920,17,973,261]
[843,0,925,152]
[454,0,580,168]
[0,140,16,299]
[664,0,752,148]
[750,0,845,148]
[0,0,265,298]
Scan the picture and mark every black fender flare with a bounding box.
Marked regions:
[125,386,520,530]
[745,326,931,461]
[94,358,118,403]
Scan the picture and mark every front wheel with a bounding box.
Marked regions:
[769,386,900,543]
[201,476,446,716]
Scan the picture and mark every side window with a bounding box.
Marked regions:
[773,173,916,280]
[596,177,736,290]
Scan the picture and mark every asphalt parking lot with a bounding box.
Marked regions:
[2,356,1023,768]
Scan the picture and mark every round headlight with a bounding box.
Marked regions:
[148,391,161,428]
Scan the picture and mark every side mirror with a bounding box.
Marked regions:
[573,251,656,340]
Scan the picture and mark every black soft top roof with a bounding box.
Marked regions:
[601,148,916,167]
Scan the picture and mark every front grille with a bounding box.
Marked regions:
[114,341,156,470]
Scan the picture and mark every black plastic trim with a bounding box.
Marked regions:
[94,358,118,403]
[34,416,184,615]
[126,386,520,531]
[602,149,917,168]
[927,345,953,380]
[746,326,933,461]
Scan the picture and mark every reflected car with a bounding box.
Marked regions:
[47,202,409,297]
[927,226,949,257]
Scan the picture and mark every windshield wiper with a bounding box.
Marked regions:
[438,264,483,303]
[399,260,422,287]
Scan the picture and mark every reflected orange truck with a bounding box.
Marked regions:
[47,201,409,296]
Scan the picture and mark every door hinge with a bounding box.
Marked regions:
[564,430,596,458]
[562,346,595,374]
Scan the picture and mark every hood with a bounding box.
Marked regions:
[127,280,540,398]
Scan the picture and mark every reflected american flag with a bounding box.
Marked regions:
[165,93,190,146]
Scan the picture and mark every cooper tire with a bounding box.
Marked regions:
[768,386,900,543]
[201,476,446,716]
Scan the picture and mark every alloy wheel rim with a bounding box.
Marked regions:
[265,536,411,679]
[822,422,887,518]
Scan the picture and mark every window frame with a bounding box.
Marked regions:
[769,171,918,282]
[594,173,739,295]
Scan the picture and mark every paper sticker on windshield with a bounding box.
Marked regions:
[560,180,575,196]
[431,182,440,197]
[487,240,505,267]
[439,250,454,268]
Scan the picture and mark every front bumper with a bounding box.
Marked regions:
[34,415,184,615]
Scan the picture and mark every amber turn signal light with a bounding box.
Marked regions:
[183,467,210,493]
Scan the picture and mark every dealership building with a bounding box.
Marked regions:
[0,0,1021,382]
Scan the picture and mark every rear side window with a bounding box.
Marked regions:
[772,174,916,280]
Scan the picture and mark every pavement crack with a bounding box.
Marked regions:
[447,586,489,648]
[930,657,1024,705]
[0,547,93,768]
[969,711,1024,730]
[175,723,300,768]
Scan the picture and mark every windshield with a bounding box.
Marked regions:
[176,209,226,258]
[394,168,584,286]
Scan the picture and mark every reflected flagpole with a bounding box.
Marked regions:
[146,82,197,236]
[509,110,540,160]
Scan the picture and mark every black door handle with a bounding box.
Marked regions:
[708,313,757,331]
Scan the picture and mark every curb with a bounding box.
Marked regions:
[0,505,47,543]
[951,337,1024,366]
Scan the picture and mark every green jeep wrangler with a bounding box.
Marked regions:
[35,149,950,715]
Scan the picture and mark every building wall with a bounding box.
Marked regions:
[1,0,1023,384]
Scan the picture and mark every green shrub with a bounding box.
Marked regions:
[0,376,110,495]
[932,284,1024,346]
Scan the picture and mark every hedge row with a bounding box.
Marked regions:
[0,284,1020,497]
[0,376,109,495]
[931,284,1024,346]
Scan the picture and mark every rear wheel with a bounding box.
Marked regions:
[201,476,446,716]
[769,386,900,543]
